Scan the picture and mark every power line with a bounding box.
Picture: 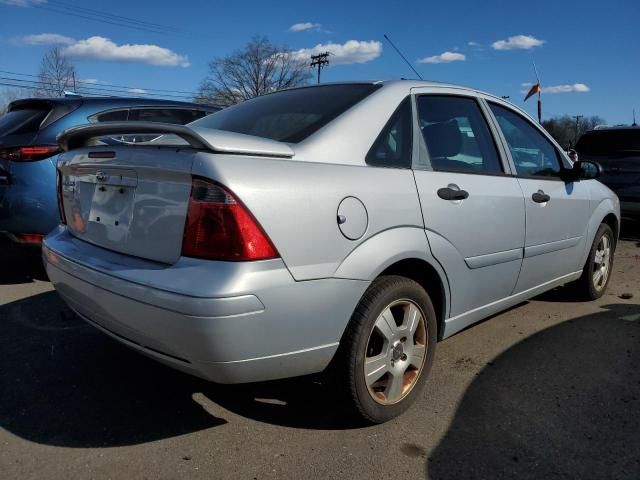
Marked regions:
[48,0,183,33]
[0,70,197,97]
[0,76,198,100]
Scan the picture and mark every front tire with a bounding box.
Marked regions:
[576,223,615,300]
[335,275,437,423]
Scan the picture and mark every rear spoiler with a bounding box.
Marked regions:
[57,122,295,158]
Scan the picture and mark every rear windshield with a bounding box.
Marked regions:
[190,84,381,143]
[575,129,640,156]
[0,108,50,137]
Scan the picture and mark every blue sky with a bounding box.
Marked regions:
[1,0,638,124]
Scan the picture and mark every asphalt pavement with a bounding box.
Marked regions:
[1,224,639,479]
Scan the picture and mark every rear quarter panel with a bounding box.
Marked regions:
[191,153,426,281]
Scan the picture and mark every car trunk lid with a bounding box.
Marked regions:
[56,122,294,264]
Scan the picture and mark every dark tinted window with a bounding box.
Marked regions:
[0,108,49,136]
[191,84,381,143]
[128,108,209,124]
[575,129,640,156]
[95,109,128,122]
[366,97,412,168]
[489,103,562,177]
[417,96,502,174]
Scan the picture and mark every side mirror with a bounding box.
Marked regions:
[570,160,603,180]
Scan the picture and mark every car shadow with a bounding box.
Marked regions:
[0,237,48,284]
[0,291,361,448]
[425,303,640,479]
[0,291,226,447]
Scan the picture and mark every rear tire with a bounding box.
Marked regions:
[576,223,615,300]
[334,275,437,424]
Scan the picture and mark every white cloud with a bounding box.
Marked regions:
[291,40,382,65]
[17,33,74,45]
[127,88,146,94]
[0,0,46,6]
[492,35,544,50]
[417,51,466,64]
[468,41,481,47]
[521,82,590,94]
[63,36,190,67]
[289,22,322,32]
[80,78,98,84]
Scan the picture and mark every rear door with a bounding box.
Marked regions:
[487,102,590,293]
[411,91,525,319]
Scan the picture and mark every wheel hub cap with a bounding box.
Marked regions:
[363,299,428,405]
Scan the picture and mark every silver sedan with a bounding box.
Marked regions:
[44,80,619,423]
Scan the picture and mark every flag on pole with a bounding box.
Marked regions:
[524,83,541,101]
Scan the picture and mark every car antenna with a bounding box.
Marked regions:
[383,34,424,80]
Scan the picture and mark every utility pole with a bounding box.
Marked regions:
[310,52,330,84]
[572,115,583,144]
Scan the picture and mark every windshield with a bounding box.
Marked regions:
[190,84,381,143]
[0,108,50,137]
[575,129,640,156]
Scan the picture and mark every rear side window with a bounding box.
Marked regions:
[191,84,381,143]
[417,96,503,174]
[0,109,49,136]
[576,129,640,156]
[94,109,129,122]
[366,97,413,168]
[128,108,209,124]
[489,103,563,178]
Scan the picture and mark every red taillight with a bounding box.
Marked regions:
[182,178,278,261]
[0,146,60,162]
[57,170,67,225]
[14,233,44,245]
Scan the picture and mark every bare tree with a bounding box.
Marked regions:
[542,115,606,149]
[38,47,77,97]
[195,36,310,106]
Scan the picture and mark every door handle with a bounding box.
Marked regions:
[532,191,551,203]
[437,187,469,201]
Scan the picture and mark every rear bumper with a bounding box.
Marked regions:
[43,227,368,383]
[0,157,59,238]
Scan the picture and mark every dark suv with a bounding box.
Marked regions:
[575,126,640,219]
[0,97,219,244]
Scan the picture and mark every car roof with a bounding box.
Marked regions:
[9,96,220,112]
[276,79,508,103]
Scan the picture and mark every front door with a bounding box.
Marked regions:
[487,102,591,293]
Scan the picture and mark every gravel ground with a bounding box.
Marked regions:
[1,224,639,480]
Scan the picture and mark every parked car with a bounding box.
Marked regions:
[0,97,219,245]
[43,81,619,423]
[575,126,640,218]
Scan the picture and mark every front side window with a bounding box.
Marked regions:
[366,96,412,168]
[416,95,503,174]
[489,103,563,178]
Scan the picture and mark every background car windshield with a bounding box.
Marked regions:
[576,129,640,156]
[190,84,381,143]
